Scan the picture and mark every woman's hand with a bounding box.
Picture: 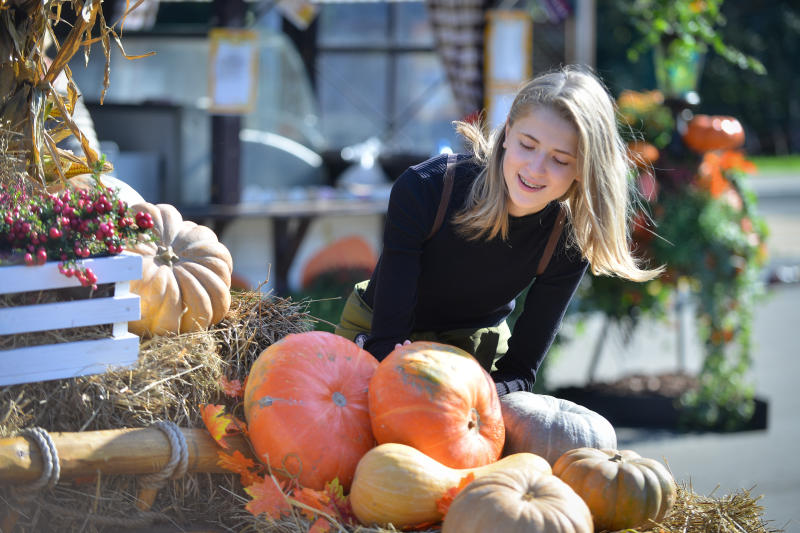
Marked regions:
[394,340,412,349]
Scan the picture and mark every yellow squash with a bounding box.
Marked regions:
[349,442,550,528]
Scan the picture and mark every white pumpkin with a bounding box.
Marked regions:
[500,391,617,466]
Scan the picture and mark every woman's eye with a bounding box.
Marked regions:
[520,141,535,150]
[553,157,569,166]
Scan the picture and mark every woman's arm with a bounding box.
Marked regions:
[363,164,442,360]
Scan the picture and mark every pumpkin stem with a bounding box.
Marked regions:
[332,391,347,407]
[467,408,480,431]
[155,245,180,266]
[610,453,624,462]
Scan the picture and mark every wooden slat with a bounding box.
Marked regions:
[0,294,140,335]
[0,427,254,484]
[0,252,142,294]
[0,334,139,386]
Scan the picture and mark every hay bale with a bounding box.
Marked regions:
[0,289,314,532]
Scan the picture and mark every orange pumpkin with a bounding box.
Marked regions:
[243,331,379,490]
[683,114,745,153]
[553,447,676,531]
[368,341,505,469]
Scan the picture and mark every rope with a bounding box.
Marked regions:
[15,427,61,495]
[7,423,189,528]
[139,420,190,490]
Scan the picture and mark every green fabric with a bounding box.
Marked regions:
[334,280,511,372]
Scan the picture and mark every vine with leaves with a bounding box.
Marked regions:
[575,87,769,430]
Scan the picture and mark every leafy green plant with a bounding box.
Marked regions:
[290,267,372,333]
[623,0,765,74]
[577,90,769,430]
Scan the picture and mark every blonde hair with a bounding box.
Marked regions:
[453,65,662,282]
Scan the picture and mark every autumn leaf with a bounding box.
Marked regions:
[244,476,292,519]
[217,450,262,487]
[293,486,332,520]
[219,376,244,398]
[324,478,356,524]
[308,517,333,533]
[436,472,475,516]
[199,403,246,449]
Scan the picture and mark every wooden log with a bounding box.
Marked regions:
[0,427,254,484]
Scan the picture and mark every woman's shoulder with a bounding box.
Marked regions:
[397,152,480,191]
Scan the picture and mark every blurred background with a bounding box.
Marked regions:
[60,1,798,529]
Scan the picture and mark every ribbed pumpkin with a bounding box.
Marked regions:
[500,392,617,466]
[553,447,677,531]
[368,341,505,469]
[243,331,378,490]
[349,442,551,528]
[126,202,233,337]
[683,114,745,153]
[442,468,593,533]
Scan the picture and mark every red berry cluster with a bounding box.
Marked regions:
[0,179,154,290]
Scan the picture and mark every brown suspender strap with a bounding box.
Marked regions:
[535,205,567,277]
[427,152,457,240]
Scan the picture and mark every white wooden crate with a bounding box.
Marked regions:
[0,252,142,386]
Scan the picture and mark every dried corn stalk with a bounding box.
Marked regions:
[0,0,153,189]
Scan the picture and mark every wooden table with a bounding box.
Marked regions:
[177,194,389,295]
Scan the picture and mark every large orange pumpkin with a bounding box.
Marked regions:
[368,341,505,469]
[683,114,745,153]
[243,331,379,490]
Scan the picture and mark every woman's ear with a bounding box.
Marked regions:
[502,121,510,149]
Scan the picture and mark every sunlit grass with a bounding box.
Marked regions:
[749,155,800,176]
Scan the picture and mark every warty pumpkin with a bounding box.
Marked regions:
[501,391,617,466]
[441,467,593,533]
[349,442,551,528]
[126,202,233,337]
[368,341,505,469]
[683,114,745,153]
[553,447,677,531]
[243,331,378,491]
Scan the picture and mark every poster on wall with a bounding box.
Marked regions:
[208,28,259,115]
[484,10,533,130]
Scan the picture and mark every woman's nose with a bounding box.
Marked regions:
[525,151,547,174]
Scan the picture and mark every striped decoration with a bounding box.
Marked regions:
[425,0,488,118]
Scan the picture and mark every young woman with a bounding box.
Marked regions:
[336,66,662,395]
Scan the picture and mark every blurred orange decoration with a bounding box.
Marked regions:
[628,140,660,168]
[696,150,756,202]
[682,114,745,154]
[301,236,377,289]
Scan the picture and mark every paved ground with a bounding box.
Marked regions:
[545,173,800,532]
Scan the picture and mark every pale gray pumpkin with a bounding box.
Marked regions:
[500,391,617,466]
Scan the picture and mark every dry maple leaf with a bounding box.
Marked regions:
[199,403,246,449]
[244,476,292,519]
[217,450,262,487]
[293,486,332,521]
[324,478,356,524]
[308,517,333,533]
[219,376,244,398]
[436,472,475,516]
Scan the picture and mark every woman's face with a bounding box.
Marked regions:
[502,106,579,217]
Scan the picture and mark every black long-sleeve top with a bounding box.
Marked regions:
[362,153,589,394]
